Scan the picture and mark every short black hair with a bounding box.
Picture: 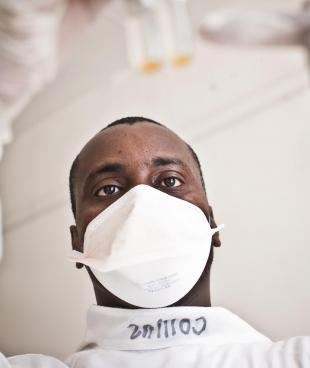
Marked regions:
[69,116,206,217]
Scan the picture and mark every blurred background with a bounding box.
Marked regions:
[0,0,309,360]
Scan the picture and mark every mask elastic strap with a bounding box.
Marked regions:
[211,223,225,235]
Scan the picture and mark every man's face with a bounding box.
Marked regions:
[70,122,218,307]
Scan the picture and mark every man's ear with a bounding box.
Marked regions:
[70,225,84,269]
[209,206,221,248]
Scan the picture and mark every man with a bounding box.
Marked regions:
[1,116,309,367]
[65,116,310,367]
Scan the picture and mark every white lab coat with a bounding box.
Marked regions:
[1,305,310,368]
[0,353,66,368]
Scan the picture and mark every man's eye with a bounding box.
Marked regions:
[96,185,120,197]
[160,177,182,188]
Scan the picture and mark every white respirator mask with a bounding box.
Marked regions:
[68,184,223,308]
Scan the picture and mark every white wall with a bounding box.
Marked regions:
[0,2,309,359]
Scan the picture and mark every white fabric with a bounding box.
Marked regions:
[0,353,66,368]
[68,184,223,308]
[80,305,269,351]
[0,0,66,133]
[65,305,310,368]
[0,0,66,264]
[1,306,310,367]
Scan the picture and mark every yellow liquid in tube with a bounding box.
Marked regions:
[171,54,191,67]
[140,60,162,73]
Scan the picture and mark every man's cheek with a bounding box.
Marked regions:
[183,192,209,215]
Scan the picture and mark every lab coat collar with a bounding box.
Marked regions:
[82,305,269,351]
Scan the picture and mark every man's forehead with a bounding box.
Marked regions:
[77,123,195,173]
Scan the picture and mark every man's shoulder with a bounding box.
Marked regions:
[64,336,310,368]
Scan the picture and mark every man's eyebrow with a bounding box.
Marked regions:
[151,157,187,168]
[84,158,187,188]
[85,162,126,186]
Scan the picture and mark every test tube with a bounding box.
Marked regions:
[168,0,193,66]
[124,0,163,73]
